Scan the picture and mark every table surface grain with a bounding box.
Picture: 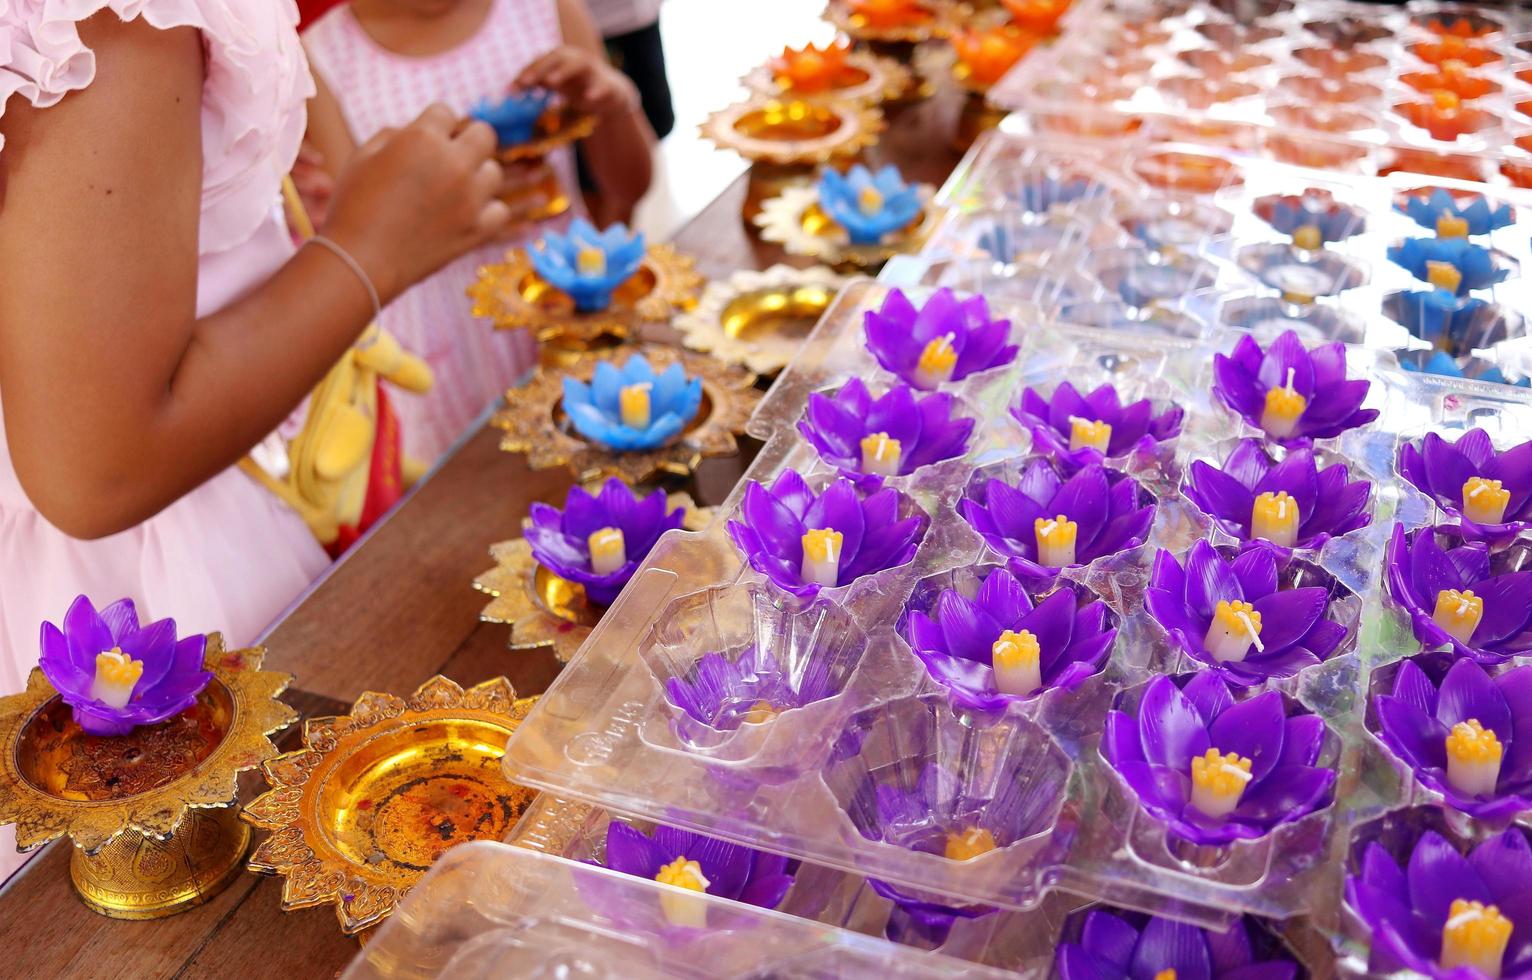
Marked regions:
[0,87,965,979]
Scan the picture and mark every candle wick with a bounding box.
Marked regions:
[1283,367,1296,393]
[1039,519,1057,537]
[1236,610,1265,652]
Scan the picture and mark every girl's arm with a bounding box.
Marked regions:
[304,60,360,177]
[520,0,655,224]
[0,14,508,539]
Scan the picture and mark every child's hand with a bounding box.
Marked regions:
[516,46,640,120]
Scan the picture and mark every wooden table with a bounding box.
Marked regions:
[0,88,967,979]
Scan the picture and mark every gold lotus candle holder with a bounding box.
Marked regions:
[674,264,847,376]
[0,638,294,919]
[242,676,538,935]
[754,178,938,269]
[492,108,598,223]
[743,40,913,106]
[474,495,712,663]
[826,0,957,45]
[469,243,702,367]
[701,97,885,220]
[492,346,761,484]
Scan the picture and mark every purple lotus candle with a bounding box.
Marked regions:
[726,470,926,599]
[1385,524,1532,664]
[663,645,842,733]
[1213,330,1378,445]
[1010,381,1183,468]
[863,288,1017,390]
[1103,673,1336,845]
[797,378,974,482]
[869,879,993,948]
[599,821,794,927]
[1346,827,1532,979]
[1183,439,1371,552]
[1057,909,1300,980]
[959,459,1156,587]
[1398,429,1532,541]
[1374,657,1532,820]
[526,479,687,606]
[39,595,212,737]
[1146,541,1350,686]
[905,569,1116,708]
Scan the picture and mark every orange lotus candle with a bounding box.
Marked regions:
[846,0,931,29]
[1401,63,1497,101]
[769,41,854,95]
[952,25,1038,89]
[1002,0,1071,35]
[1411,37,1499,69]
[1397,90,1492,142]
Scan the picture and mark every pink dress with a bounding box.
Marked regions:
[304,0,570,462]
[0,0,330,876]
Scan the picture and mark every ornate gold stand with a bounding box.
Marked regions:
[0,638,294,919]
[742,51,913,106]
[754,183,938,269]
[674,264,846,375]
[494,108,598,223]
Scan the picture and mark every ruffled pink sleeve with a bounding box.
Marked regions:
[0,0,316,252]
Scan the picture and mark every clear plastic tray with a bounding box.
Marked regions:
[989,0,1532,188]
[925,128,1532,381]
[500,261,1532,941]
[339,841,1016,979]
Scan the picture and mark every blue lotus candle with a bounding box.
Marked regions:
[1253,188,1365,247]
[562,354,703,452]
[818,164,923,245]
[1346,828,1532,980]
[1402,350,1529,387]
[905,569,1116,708]
[1103,673,1336,845]
[1011,381,1183,468]
[1183,439,1372,552]
[726,470,927,599]
[797,378,974,482]
[1056,909,1300,980]
[1384,524,1532,664]
[530,218,646,312]
[1398,187,1514,237]
[39,595,212,737]
[863,288,1017,390]
[598,822,794,926]
[525,478,686,606]
[1391,289,1488,351]
[1213,330,1378,445]
[1374,658,1532,820]
[1146,541,1350,687]
[469,89,552,146]
[959,459,1156,587]
[1398,429,1532,540]
[1389,237,1508,297]
[1009,172,1103,214]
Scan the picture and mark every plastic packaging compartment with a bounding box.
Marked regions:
[925,129,1532,378]
[501,260,1532,940]
[338,841,1017,979]
[988,0,1532,188]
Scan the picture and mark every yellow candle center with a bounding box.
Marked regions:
[1204,599,1265,663]
[1434,588,1485,645]
[801,528,844,587]
[1292,224,1322,252]
[1190,747,1254,819]
[858,185,885,217]
[1068,416,1112,454]
[576,245,608,276]
[619,383,652,429]
[1427,259,1464,294]
[943,826,998,861]
[741,700,779,725]
[1463,477,1511,525]
[859,432,903,477]
[1441,899,1513,979]
[1155,972,1177,980]
[1251,490,1301,548]
[1260,368,1307,440]
[914,334,959,387]
[655,855,711,928]
[90,647,144,710]
[1446,718,1503,797]
[991,628,1042,697]
[1034,514,1079,568]
[588,526,627,576]
[1437,213,1470,239]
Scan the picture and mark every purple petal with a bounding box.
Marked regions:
[1422,433,1477,505]
[1204,918,1253,971]
[1455,428,1497,471]
[1214,354,1265,420]
[1104,710,1147,765]
[1224,440,1275,489]
[1186,540,1242,617]
[1376,695,1449,770]
[977,568,1033,626]
[738,872,794,910]
[62,596,112,674]
[865,385,923,449]
[1257,330,1315,399]
[1080,910,1140,971]
[1138,676,1211,770]
[1408,831,1492,927]
[1256,450,1319,521]
[1208,691,1287,784]
[1046,382,1093,437]
[1436,658,1512,740]
[1249,588,1327,652]
[1468,829,1532,911]
[1468,571,1532,646]
[1393,659,1440,717]
[1131,916,1212,980]
[985,480,1045,542]
[740,482,805,562]
[1051,466,1111,540]
[1016,589,1077,667]
[1233,765,1334,823]
[1279,714,1327,767]
[1498,667,1532,782]
[96,598,142,643]
[935,591,1001,662]
[1115,760,1191,813]
[1231,548,1279,598]
[1181,671,1234,726]
[1056,945,1125,980]
[604,823,666,878]
[1186,461,1256,527]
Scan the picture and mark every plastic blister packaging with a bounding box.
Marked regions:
[339,841,1018,978]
